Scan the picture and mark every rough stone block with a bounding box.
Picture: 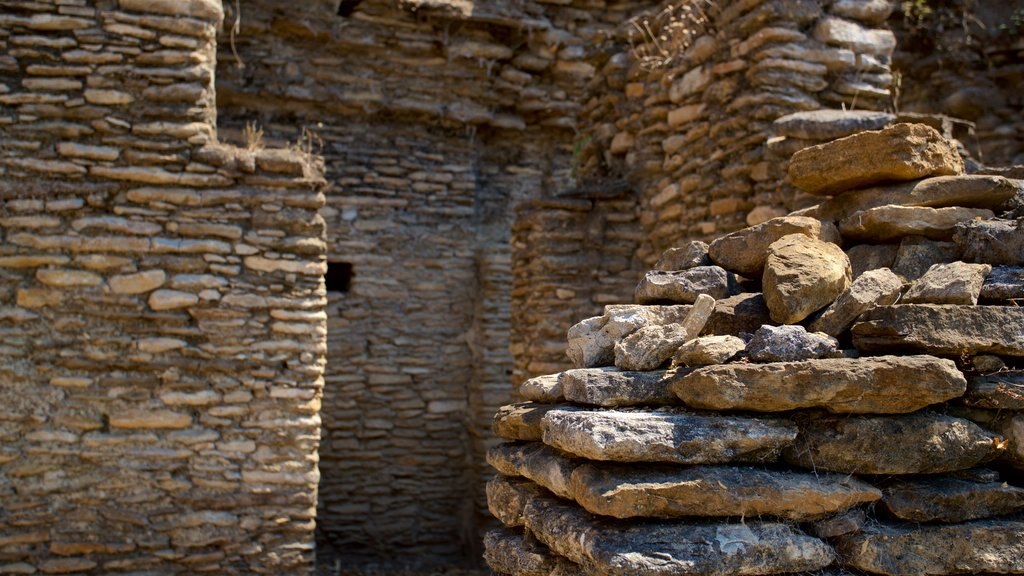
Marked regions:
[763,234,852,324]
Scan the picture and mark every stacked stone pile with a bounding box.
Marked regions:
[484,122,1024,576]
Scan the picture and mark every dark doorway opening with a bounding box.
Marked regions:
[325,262,353,293]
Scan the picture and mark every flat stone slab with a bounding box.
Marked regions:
[654,241,710,271]
[634,267,736,304]
[834,520,1024,576]
[981,266,1024,301]
[525,495,835,576]
[956,218,1024,266]
[540,409,797,465]
[614,294,715,371]
[881,476,1024,523]
[484,527,568,576]
[708,216,840,278]
[902,261,990,305]
[674,335,746,367]
[559,368,681,407]
[571,463,880,521]
[520,373,563,403]
[808,267,903,337]
[784,413,998,474]
[773,109,894,141]
[763,234,852,324]
[852,304,1024,357]
[746,325,838,362]
[567,305,692,368]
[495,403,575,441]
[963,370,1024,410]
[789,123,963,196]
[671,355,965,414]
[487,474,549,528]
[839,205,993,243]
[487,442,580,500]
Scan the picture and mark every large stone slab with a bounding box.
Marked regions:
[852,304,1024,357]
[813,175,1022,221]
[773,109,894,141]
[495,403,575,441]
[955,218,1024,266]
[671,355,964,414]
[784,413,998,474]
[881,476,1024,523]
[788,123,963,196]
[559,368,681,407]
[525,495,835,576]
[487,474,548,528]
[962,370,1024,410]
[834,520,1024,576]
[808,267,903,336]
[634,267,736,304]
[981,266,1024,301]
[540,409,797,465]
[487,442,580,500]
[839,205,994,243]
[614,294,715,371]
[484,527,566,576]
[708,216,840,277]
[571,463,880,521]
[567,305,692,368]
[763,234,852,324]
[745,325,838,362]
[654,241,710,271]
[902,261,991,305]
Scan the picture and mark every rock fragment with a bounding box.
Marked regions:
[559,368,679,407]
[708,216,840,277]
[745,325,838,362]
[653,241,710,271]
[808,267,903,336]
[902,261,991,305]
[634,267,736,304]
[614,294,715,371]
[673,335,746,367]
[763,234,852,324]
[881,476,1024,523]
[839,205,993,242]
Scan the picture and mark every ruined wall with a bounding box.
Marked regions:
[0,1,326,574]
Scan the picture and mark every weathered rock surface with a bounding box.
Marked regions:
[788,123,964,195]
[784,413,998,474]
[746,325,838,362]
[614,294,715,371]
[881,476,1024,523]
[672,355,964,414]
[567,305,692,368]
[808,268,903,336]
[981,266,1024,301]
[846,244,899,279]
[487,442,580,500]
[704,293,773,336]
[891,236,959,280]
[524,495,835,576]
[852,304,1024,357]
[839,205,994,243]
[955,218,1024,266]
[487,474,548,528]
[673,335,746,367]
[773,109,894,141]
[763,234,852,324]
[559,368,680,407]
[520,373,564,403]
[963,370,1024,410]
[708,216,840,277]
[834,520,1024,576]
[484,528,561,576]
[541,409,797,464]
[808,509,866,539]
[814,175,1022,221]
[902,261,991,305]
[495,403,572,441]
[654,241,710,271]
[634,267,736,304]
[571,463,880,521]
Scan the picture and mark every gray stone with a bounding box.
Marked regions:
[773,109,894,141]
[808,268,903,336]
[614,294,715,371]
[831,0,896,23]
[673,335,746,367]
[834,520,1024,576]
[813,16,896,55]
[484,527,561,576]
[788,123,963,196]
[708,216,841,277]
[746,325,838,362]
[807,509,866,539]
[763,234,852,324]
[881,477,1024,523]
[671,355,965,414]
[814,175,1023,221]
[839,205,994,242]
[571,463,880,521]
[981,266,1024,301]
[972,354,1006,373]
[524,495,835,576]
[852,304,1024,357]
[654,241,710,271]
[495,403,574,441]
[703,293,773,336]
[963,370,1024,410]
[540,408,797,465]
[903,261,991,305]
[784,413,998,474]
[520,374,563,403]
[487,474,548,528]
[567,305,692,368]
[955,218,1024,266]
[559,368,681,407]
[634,267,736,304]
[487,442,580,500]
[891,236,959,280]
[846,244,899,278]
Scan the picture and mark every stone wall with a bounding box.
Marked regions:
[0,1,326,574]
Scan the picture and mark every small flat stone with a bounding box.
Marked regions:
[834,520,1024,576]
[148,289,198,311]
[881,476,1024,523]
[654,241,710,271]
[852,304,1024,357]
[784,413,997,474]
[955,218,1024,266]
[813,16,896,55]
[891,236,958,280]
[839,205,993,243]
[614,294,715,371]
[846,244,899,279]
[708,216,840,277]
[815,175,1023,221]
[541,408,797,465]
[571,463,880,521]
[673,335,746,367]
[520,374,563,403]
[559,368,680,407]
[487,442,579,500]
[109,409,192,430]
[567,305,692,368]
[808,509,866,538]
[672,355,964,414]
[746,325,838,362]
[963,371,1024,410]
[831,0,896,23]
[773,109,894,141]
[703,293,773,335]
[981,266,1024,301]
[487,474,549,528]
[808,268,903,336]
[763,234,852,324]
[903,261,991,305]
[634,267,736,304]
[495,403,573,441]
[108,269,166,295]
[788,123,963,196]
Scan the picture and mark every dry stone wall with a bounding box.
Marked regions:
[0,1,326,574]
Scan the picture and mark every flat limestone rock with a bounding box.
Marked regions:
[567,305,692,368]
[773,109,894,141]
[846,244,899,279]
[487,442,580,500]
[614,294,715,371]
[487,474,549,528]
[746,325,838,362]
[495,403,576,441]
[852,304,1024,357]
[891,236,958,280]
[571,463,880,521]
[902,261,991,305]
[788,123,964,196]
[654,241,710,271]
[784,413,998,474]
[634,267,736,304]
[708,216,840,277]
[833,520,1024,576]
[763,234,852,324]
[540,409,797,465]
[881,476,1024,523]
[963,370,1024,410]
[671,355,965,414]
[559,368,682,407]
[673,335,746,367]
[839,205,994,243]
[981,266,1024,300]
[808,268,903,336]
[955,218,1024,266]
[703,293,773,336]
[484,527,563,576]
[524,495,835,576]
[521,374,563,403]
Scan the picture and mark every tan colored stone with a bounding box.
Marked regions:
[109,270,166,295]
[708,216,840,277]
[808,267,903,336]
[36,268,102,288]
[118,0,224,22]
[763,234,852,324]
[839,205,993,242]
[109,410,192,429]
[148,289,198,311]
